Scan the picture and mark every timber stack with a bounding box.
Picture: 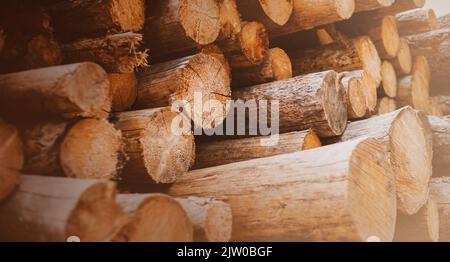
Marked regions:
[0,0,449,242]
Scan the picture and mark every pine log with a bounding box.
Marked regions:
[195,129,321,169]
[23,119,125,180]
[291,36,382,86]
[218,0,242,39]
[0,63,111,121]
[380,60,398,98]
[394,197,439,242]
[168,138,397,242]
[397,55,430,111]
[237,0,293,27]
[200,44,231,78]
[113,108,195,185]
[0,175,127,242]
[336,107,433,215]
[145,0,221,62]
[114,194,194,242]
[376,97,397,115]
[406,28,450,95]
[427,116,450,177]
[46,0,145,42]
[317,28,335,45]
[396,9,439,36]
[427,96,450,116]
[340,71,368,119]
[0,120,22,201]
[232,71,348,137]
[361,70,380,112]
[431,177,450,241]
[136,53,231,129]
[176,197,232,242]
[231,47,292,87]
[439,13,450,28]
[109,73,138,112]
[354,0,395,12]
[392,38,412,75]
[358,0,425,21]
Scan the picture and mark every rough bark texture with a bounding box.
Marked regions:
[428,96,450,116]
[62,33,148,73]
[237,0,293,27]
[432,177,450,242]
[336,107,433,215]
[0,175,127,242]
[109,73,138,112]
[176,197,232,242]
[427,116,450,177]
[232,71,348,137]
[406,28,450,95]
[392,38,412,75]
[0,120,22,201]
[354,0,395,12]
[168,138,397,242]
[439,13,450,28]
[397,56,430,111]
[113,108,195,185]
[0,63,111,121]
[114,194,194,242]
[381,60,398,98]
[396,9,439,36]
[195,129,321,169]
[354,0,425,22]
[340,71,367,119]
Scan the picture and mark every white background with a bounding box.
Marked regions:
[425,0,450,17]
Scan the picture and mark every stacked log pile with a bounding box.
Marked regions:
[0,0,449,243]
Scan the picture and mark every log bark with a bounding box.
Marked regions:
[109,73,138,112]
[396,9,439,36]
[439,13,450,28]
[144,0,221,62]
[380,60,398,98]
[394,197,439,242]
[427,116,450,177]
[0,120,22,201]
[114,194,194,242]
[62,33,148,74]
[0,175,127,242]
[237,0,293,27]
[336,107,433,215]
[136,53,231,129]
[0,63,111,121]
[45,0,145,42]
[112,108,195,184]
[291,36,382,86]
[195,129,321,169]
[168,138,397,242]
[340,71,368,119]
[218,0,242,39]
[397,55,430,111]
[23,119,125,180]
[376,97,397,115]
[354,0,395,12]
[406,28,450,95]
[231,48,292,88]
[232,71,348,137]
[392,38,412,75]
[432,177,450,241]
[176,197,232,242]
[357,0,425,21]
[427,96,450,116]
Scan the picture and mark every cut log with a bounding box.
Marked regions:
[109,73,138,112]
[317,28,335,45]
[428,96,450,116]
[354,0,395,12]
[376,97,397,115]
[336,107,433,215]
[394,197,439,242]
[114,194,193,242]
[396,9,439,36]
[176,197,232,242]
[0,175,127,242]
[0,120,22,201]
[265,0,355,38]
[340,71,367,119]
[168,138,397,242]
[232,71,348,137]
[112,108,195,184]
[359,0,425,21]
[46,0,145,42]
[237,0,293,26]
[427,116,450,177]
[380,60,398,98]
[61,32,148,73]
[432,177,450,241]
[406,28,450,95]
[360,70,379,112]
[195,129,321,169]
[200,44,231,77]
[231,47,292,87]
[439,13,450,28]
[144,0,221,61]
[397,55,430,111]
[136,53,231,129]
[392,38,412,75]
[291,36,382,86]
[218,21,269,69]
[218,0,241,39]
[0,63,111,121]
